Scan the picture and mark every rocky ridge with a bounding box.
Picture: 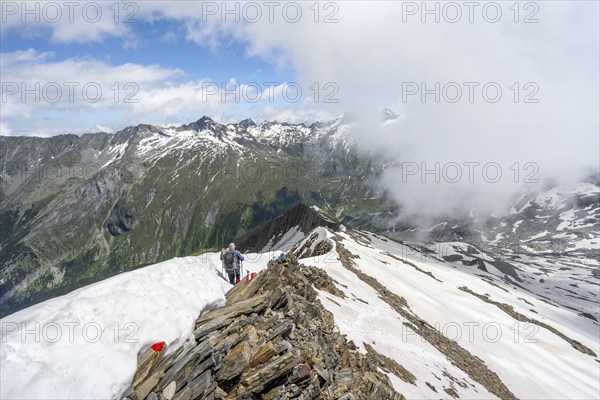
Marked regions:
[124,259,403,400]
[234,204,340,253]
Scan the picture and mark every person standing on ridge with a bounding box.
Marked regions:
[220,243,244,285]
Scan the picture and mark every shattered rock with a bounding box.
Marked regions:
[127,260,403,399]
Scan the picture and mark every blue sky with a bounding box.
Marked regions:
[2,29,272,81]
[1,2,324,136]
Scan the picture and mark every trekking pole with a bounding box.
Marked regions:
[219,249,224,279]
[221,253,224,279]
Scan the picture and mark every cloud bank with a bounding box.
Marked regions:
[2,1,598,218]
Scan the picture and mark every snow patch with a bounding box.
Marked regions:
[1,257,230,399]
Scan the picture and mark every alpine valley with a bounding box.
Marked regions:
[1,114,389,316]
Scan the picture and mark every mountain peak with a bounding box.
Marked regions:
[196,115,216,128]
[234,203,340,253]
[238,118,256,129]
[177,115,219,133]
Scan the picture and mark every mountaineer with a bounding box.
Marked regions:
[220,243,244,284]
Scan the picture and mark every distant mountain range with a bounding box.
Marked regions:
[1,114,598,319]
[0,115,392,316]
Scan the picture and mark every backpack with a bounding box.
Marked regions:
[223,252,237,271]
[278,253,289,266]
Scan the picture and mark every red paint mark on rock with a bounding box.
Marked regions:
[151,341,165,352]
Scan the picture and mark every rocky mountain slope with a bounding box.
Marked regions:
[234,203,340,253]
[0,115,389,316]
[1,112,597,336]
[425,180,599,257]
[292,227,598,399]
[385,181,600,323]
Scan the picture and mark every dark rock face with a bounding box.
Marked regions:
[125,261,403,400]
[178,116,223,137]
[238,119,256,129]
[107,201,136,236]
[235,204,340,253]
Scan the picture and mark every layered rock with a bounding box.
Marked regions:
[124,260,403,400]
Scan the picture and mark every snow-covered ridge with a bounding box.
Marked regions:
[510,182,599,215]
[3,223,598,399]
[1,256,230,399]
[299,228,599,399]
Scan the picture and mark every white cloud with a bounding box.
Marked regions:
[1,50,186,119]
[0,1,132,43]
[0,48,329,134]
[0,48,54,65]
[95,124,113,133]
[0,122,12,136]
[184,1,598,218]
[160,31,178,43]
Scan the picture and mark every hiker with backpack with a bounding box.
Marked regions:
[267,251,289,268]
[220,243,244,285]
[277,252,289,267]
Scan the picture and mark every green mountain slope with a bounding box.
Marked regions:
[0,117,391,316]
